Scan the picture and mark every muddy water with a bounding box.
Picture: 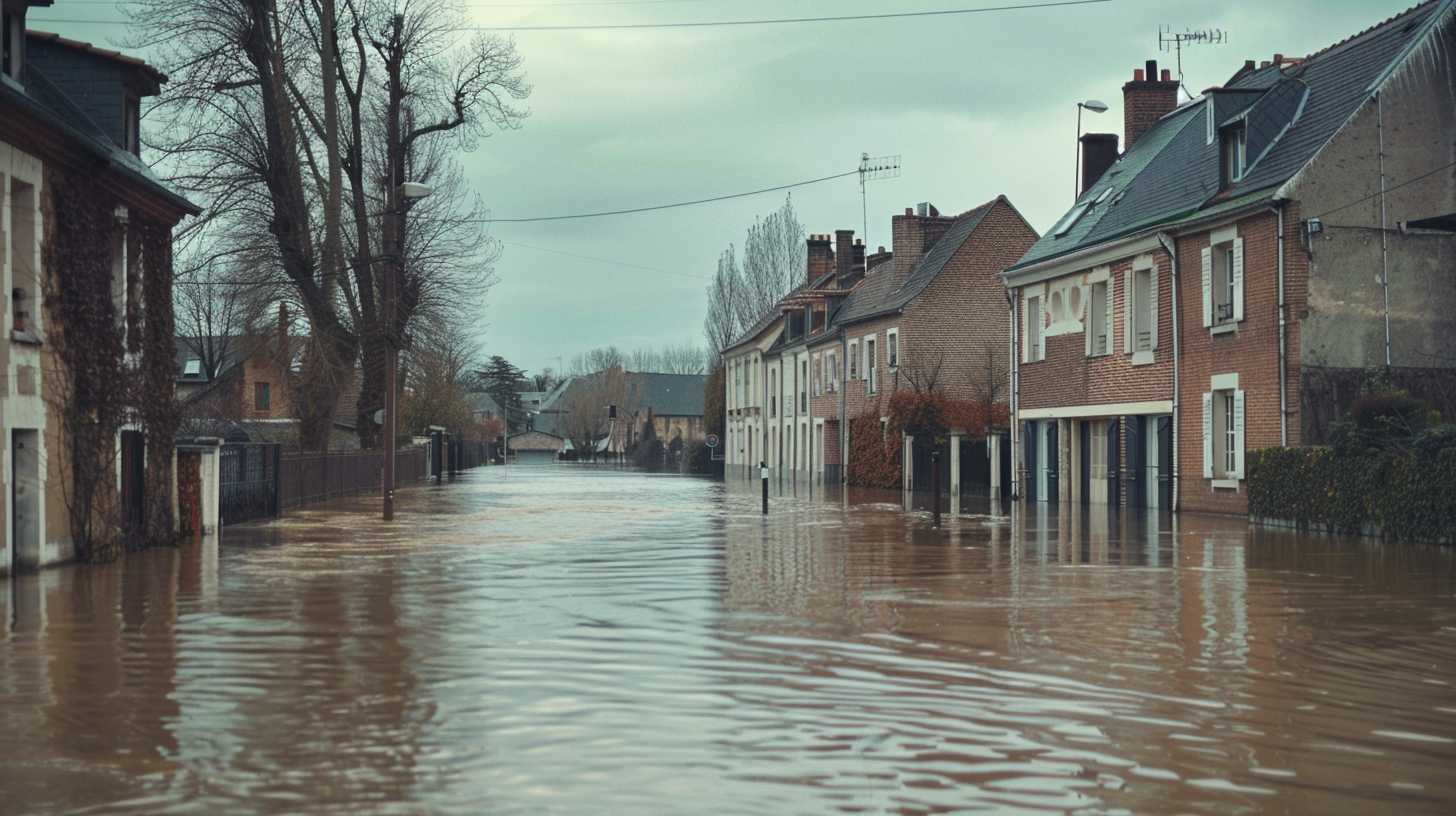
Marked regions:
[1,468,1454,814]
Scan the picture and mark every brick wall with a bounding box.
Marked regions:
[1018,251,1175,410]
[1176,207,1306,515]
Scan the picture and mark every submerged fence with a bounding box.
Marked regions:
[220,443,475,526]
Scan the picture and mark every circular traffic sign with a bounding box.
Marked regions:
[705,433,720,449]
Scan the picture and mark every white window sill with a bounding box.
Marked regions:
[1210,323,1237,336]
[1212,478,1240,490]
[1130,350,1155,366]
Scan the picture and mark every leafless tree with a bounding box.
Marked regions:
[970,346,1007,417]
[703,244,742,355]
[739,194,805,326]
[174,262,275,381]
[559,366,639,459]
[568,346,626,376]
[402,315,481,435]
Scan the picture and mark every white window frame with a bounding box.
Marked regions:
[887,328,900,369]
[1025,294,1043,363]
[827,350,838,393]
[864,335,878,393]
[1223,122,1248,184]
[1203,226,1244,329]
[1203,372,1245,486]
[1084,267,1111,357]
[812,352,822,398]
[848,340,859,379]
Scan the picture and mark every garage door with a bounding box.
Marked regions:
[514,449,558,466]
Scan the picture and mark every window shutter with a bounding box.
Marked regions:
[1202,392,1214,478]
[1148,267,1160,349]
[1232,237,1245,322]
[1103,281,1113,356]
[1022,297,1030,364]
[1234,389,1246,479]
[1037,312,1046,361]
[1201,247,1213,328]
[1084,295,1093,356]
[1123,269,1134,354]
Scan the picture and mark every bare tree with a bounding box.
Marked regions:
[568,346,626,376]
[401,315,480,435]
[703,244,742,355]
[174,262,274,380]
[739,194,804,328]
[559,366,639,460]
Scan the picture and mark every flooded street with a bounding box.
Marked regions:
[2,467,1455,814]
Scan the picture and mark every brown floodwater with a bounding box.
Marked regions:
[1,467,1454,814]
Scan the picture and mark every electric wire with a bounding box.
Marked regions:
[1306,158,1456,221]
[33,0,1113,30]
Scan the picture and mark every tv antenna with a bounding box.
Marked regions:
[1159,26,1228,94]
[859,153,901,248]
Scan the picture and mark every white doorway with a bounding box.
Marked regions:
[10,430,41,571]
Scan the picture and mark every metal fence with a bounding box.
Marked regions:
[220,444,434,525]
[278,446,428,510]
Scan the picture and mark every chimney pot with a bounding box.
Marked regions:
[1133,68,1145,82]
[1145,59,1158,78]
[905,207,914,216]
[1160,68,1171,81]
[1273,53,1284,65]
[1261,60,1271,68]
[1244,59,1255,71]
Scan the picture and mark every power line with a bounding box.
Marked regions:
[34,0,1114,30]
[485,169,858,223]
[501,241,705,279]
[1308,158,1456,221]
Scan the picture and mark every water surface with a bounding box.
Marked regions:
[2,467,1454,814]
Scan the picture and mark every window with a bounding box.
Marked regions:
[848,341,859,379]
[812,353,822,397]
[887,329,899,368]
[1203,380,1245,482]
[826,350,838,393]
[799,360,807,412]
[1221,123,1247,187]
[1086,281,1109,356]
[183,358,202,377]
[1052,202,1091,237]
[255,381,272,411]
[1091,421,1107,479]
[2,11,18,80]
[10,181,37,335]
[1202,234,1243,328]
[124,96,140,155]
[866,337,877,393]
[1133,268,1153,352]
[1026,295,1043,362]
[769,370,776,417]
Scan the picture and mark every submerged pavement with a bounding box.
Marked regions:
[1,466,1454,814]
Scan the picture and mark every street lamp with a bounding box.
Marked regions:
[1075,99,1109,200]
[382,180,433,521]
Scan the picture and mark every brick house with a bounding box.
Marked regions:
[1002,1,1456,516]
[3,6,199,572]
[724,196,1037,491]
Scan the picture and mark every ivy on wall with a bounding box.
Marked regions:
[41,169,181,561]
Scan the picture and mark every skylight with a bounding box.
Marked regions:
[183,358,202,377]
[1052,202,1091,238]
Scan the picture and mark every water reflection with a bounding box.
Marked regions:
[0,468,1452,814]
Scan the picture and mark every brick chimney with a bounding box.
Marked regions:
[1079,132,1119,195]
[806,233,834,283]
[1123,59,1180,150]
[838,238,868,290]
[891,204,954,277]
[866,245,892,273]
[834,229,855,281]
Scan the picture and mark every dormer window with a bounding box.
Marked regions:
[2,10,19,80]
[183,358,202,378]
[124,95,141,154]
[1221,122,1247,187]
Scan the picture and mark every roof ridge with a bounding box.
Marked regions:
[1300,0,1437,63]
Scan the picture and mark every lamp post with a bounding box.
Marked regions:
[1075,99,1109,200]
[381,180,433,521]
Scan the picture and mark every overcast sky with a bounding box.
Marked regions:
[33,0,1415,375]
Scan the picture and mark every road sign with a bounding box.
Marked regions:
[705,433,720,449]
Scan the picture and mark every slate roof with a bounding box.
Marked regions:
[1008,0,1449,274]
[633,372,707,417]
[720,269,836,354]
[1,32,198,215]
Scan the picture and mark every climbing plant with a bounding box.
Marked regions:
[41,169,127,561]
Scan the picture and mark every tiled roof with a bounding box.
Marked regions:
[721,269,836,353]
[26,30,167,87]
[835,199,999,325]
[1009,0,1447,273]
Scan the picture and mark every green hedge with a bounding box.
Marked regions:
[1247,445,1456,544]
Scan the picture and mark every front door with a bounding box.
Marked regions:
[120,430,146,540]
[1045,421,1059,503]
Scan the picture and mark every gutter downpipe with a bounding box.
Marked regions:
[1377,90,1393,370]
[1274,201,1289,446]
[1156,232,1181,513]
[1005,287,1020,501]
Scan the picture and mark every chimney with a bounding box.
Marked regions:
[1079,132,1119,195]
[806,233,834,283]
[891,204,953,277]
[1122,58,1180,149]
[838,239,868,290]
[834,229,855,281]
[852,239,866,271]
[866,245,892,273]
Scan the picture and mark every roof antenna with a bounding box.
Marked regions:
[858,153,901,249]
[1159,25,1229,97]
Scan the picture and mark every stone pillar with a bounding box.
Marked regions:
[989,432,1002,504]
[902,434,914,494]
[949,433,962,516]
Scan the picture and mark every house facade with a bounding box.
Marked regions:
[724,198,1037,493]
[3,5,199,573]
[1003,0,1456,516]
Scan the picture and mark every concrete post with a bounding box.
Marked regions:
[988,433,1002,503]
[949,433,962,516]
[902,434,914,493]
